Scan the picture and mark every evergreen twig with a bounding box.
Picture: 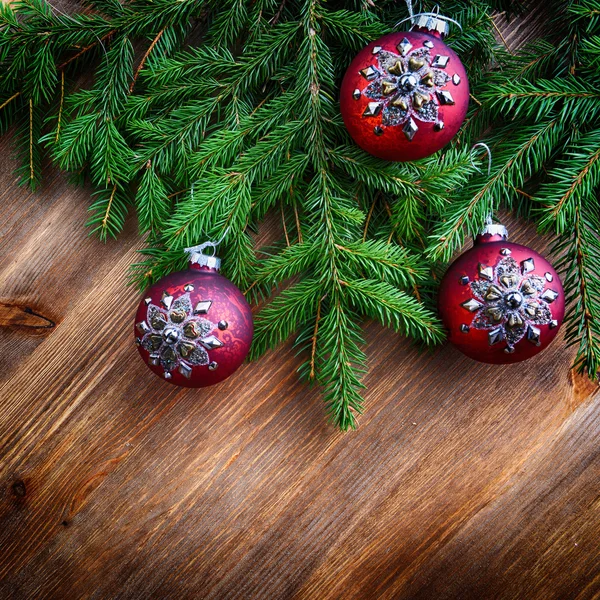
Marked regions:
[8,0,582,429]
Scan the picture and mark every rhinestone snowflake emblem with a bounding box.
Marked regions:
[136,291,223,379]
[460,254,559,353]
[358,39,453,140]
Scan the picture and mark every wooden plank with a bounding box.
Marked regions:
[0,3,599,599]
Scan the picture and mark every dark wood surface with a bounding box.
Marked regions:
[1,5,600,599]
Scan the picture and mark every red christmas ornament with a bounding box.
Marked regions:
[340,13,469,162]
[438,224,564,364]
[134,245,253,387]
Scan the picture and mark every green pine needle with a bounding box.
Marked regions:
[3,0,598,428]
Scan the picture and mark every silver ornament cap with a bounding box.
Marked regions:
[188,251,221,271]
[479,223,508,240]
[412,13,449,37]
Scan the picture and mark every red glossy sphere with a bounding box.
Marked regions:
[134,265,253,387]
[340,29,469,162]
[438,234,564,364]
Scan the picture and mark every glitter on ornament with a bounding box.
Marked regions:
[136,292,222,379]
[360,43,451,139]
[460,255,560,354]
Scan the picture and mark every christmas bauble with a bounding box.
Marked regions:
[340,16,469,162]
[438,224,564,364]
[134,251,253,387]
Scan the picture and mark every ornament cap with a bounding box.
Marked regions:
[476,223,508,244]
[188,252,221,271]
[396,8,462,39]
[411,14,449,37]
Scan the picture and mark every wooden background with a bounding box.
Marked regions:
[1,4,600,599]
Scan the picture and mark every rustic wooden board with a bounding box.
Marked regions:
[1,4,600,599]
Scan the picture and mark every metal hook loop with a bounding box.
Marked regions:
[184,226,231,258]
[470,142,492,177]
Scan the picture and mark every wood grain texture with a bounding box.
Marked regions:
[1,4,600,599]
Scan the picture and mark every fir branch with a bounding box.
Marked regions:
[249,278,322,357]
[0,92,21,112]
[136,161,171,235]
[554,203,600,378]
[482,78,600,121]
[318,301,366,430]
[0,0,529,429]
[427,118,565,262]
[537,130,600,232]
[56,70,64,143]
[344,279,444,343]
[130,28,165,93]
[465,0,600,380]
[56,33,114,70]
[87,183,129,240]
[334,240,427,289]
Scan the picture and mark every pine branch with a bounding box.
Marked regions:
[554,203,600,378]
[537,130,600,233]
[0,0,526,429]
[427,118,566,262]
[344,279,444,343]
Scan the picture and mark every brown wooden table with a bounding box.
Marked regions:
[1,4,600,599]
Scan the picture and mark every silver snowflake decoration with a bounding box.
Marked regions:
[135,292,223,379]
[359,40,453,139]
[460,255,560,353]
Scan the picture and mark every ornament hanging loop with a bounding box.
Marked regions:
[470,142,492,177]
[469,143,506,241]
[405,0,414,23]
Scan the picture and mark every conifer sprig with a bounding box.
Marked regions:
[0,0,547,428]
[428,0,600,380]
